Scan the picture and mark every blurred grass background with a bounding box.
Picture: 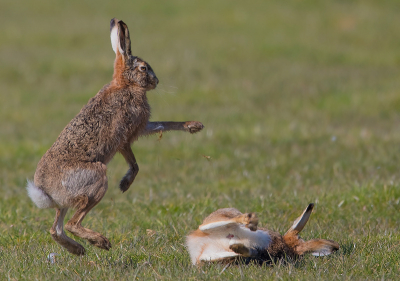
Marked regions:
[1,0,400,279]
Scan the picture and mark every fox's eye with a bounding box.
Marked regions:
[139,66,147,72]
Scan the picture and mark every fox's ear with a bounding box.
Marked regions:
[110,18,132,56]
[285,203,314,236]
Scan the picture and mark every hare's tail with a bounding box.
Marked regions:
[26,180,55,208]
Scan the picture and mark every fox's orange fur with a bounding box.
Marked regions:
[186,204,339,265]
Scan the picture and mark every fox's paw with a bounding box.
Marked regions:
[229,243,251,257]
[240,212,258,231]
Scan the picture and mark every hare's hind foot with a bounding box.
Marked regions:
[235,212,258,231]
[50,230,86,255]
[184,121,204,134]
[89,234,111,250]
[65,223,111,250]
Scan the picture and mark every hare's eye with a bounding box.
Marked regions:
[139,66,147,72]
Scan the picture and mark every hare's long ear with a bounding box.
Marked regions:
[117,20,132,56]
[285,203,314,236]
[110,18,132,57]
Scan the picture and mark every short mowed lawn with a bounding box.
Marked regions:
[1,0,400,280]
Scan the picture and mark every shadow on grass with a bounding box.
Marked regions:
[104,254,150,270]
[339,241,356,256]
[201,254,310,269]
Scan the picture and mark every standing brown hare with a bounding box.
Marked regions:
[27,18,204,256]
[186,203,339,265]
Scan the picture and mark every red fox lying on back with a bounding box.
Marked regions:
[186,204,339,265]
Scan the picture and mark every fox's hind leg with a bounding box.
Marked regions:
[234,212,259,231]
[199,212,258,232]
[50,208,86,255]
[64,163,111,251]
[229,243,256,257]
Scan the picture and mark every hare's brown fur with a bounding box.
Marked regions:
[28,18,203,256]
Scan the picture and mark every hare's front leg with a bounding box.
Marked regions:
[140,121,204,136]
[119,145,139,193]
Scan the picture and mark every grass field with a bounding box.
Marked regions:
[1,0,400,279]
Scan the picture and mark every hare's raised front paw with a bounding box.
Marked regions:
[184,121,204,134]
[119,176,132,193]
[240,212,258,231]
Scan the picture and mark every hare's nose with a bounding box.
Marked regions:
[155,77,159,85]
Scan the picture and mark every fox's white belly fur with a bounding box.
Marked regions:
[186,224,271,264]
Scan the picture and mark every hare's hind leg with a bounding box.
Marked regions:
[50,208,86,255]
[65,199,111,250]
[64,163,111,251]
